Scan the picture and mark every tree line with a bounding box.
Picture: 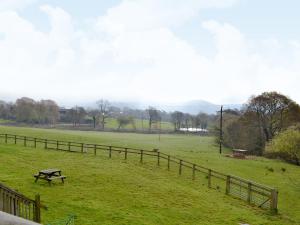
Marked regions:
[219,92,300,165]
[0,97,215,132]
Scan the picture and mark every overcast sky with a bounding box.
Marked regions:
[0,0,300,106]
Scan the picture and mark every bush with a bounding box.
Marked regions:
[266,129,300,165]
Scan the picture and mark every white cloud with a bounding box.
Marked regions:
[96,0,239,34]
[0,0,300,106]
[0,0,36,11]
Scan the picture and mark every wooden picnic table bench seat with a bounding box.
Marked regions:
[34,169,66,185]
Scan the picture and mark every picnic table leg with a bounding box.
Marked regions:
[35,177,39,183]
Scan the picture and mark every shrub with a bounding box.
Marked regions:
[266,129,300,165]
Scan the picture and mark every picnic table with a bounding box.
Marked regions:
[34,169,66,185]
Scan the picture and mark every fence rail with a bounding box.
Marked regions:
[0,133,278,212]
[0,182,41,223]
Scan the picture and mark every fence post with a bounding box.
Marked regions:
[157,152,160,166]
[14,135,16,144]
[56,140,59,150]
[24,136,26,147]
[192,164,196,180]
[5,134,7,143]
[44,139,47,149]
[167,155,170,171]
[34,194,41,223]
[179,160,182,175]
[81,143,84,153]
[270,189,278,213]
[208,169,212,188]
[94,145,97,156]
[125,148,128,160]
[68,142,71,151]
[247,182,252,203]
[34,138,36,148]
[226,176,231,195]
[140,150,143,163]
[109,146,112,158]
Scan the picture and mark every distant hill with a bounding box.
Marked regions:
[107,100,242,115]
[157,100,242,115]
[75,99,242,115]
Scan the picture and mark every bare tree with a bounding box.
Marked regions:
[171,111,184,131]
[147,107,160,131]
[97,99,110,130]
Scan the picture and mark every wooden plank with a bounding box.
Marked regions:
[179,160,182,175]
[192,164,196,180]
[140,150,143,163]
[208,169,212,188]
[226,175,231,194]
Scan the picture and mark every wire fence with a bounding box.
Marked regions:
[0,133,278,213]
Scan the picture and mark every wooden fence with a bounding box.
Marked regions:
[0,133,278,212]
[0,182,41,223]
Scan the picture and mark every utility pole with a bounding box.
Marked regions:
[219,105,223,154]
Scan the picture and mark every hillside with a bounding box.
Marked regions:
[0,126,299,225]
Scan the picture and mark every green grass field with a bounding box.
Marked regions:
[0,125,299,225]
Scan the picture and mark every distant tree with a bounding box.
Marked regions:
[97,99,110,130]
[68,106,86,126]
[88,109,99,128]
[15,97,38,123]
[183,113,192,129]
[247,91,300,142]
[171,111,184,131]
[147,107,160,131]
[36,100,59,124]
[197,113,210,129]
[0,100,14,120]
[116,115,135,130]
[220,92,300,155]
[266,127,300,165]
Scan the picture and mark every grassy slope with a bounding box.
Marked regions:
[0,125,299,225]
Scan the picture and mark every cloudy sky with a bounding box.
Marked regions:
[0,0,300,106]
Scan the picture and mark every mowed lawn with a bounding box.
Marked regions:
[0,126,299,225]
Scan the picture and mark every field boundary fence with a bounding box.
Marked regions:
[0,133,278,212]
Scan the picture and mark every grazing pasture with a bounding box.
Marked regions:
[0,125,299,225]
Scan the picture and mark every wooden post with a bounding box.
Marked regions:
[140,150,143,163]
[56,140,59,150]
[192,164,196,180]
[270,189,278,213]
[219,105,223,154]
[34,138,36,148]
[68,142,71,151]
[179,160,182,175]
[157,152,160,166]
[125,148,128,160]
[5,134,7,143]
[81,143,84,153]
[24,136,26,147]
[44,139,47,149]
[14,135,16,144]
[226,175,231,195]
[34,194,41,223]
[247,182,252,203]
[208,169,212,188]
[167,155,170,171]
[94,145,97,156]
[109,146,112,158]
